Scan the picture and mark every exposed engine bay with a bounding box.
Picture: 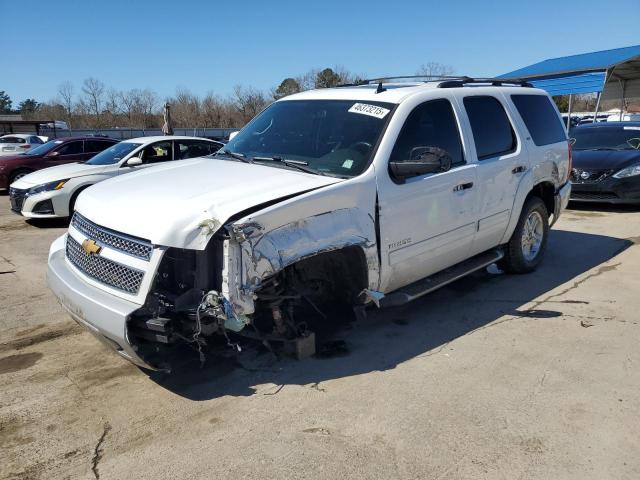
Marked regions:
[128,227,367,370]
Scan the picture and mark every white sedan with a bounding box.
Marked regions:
[9,136,223,218]
[0,134,45,156]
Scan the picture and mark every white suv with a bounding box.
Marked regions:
[47,78,571,370]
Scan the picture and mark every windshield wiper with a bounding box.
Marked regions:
[217,149,253,163]
[252,156,327,176]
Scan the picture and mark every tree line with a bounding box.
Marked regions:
[1,63,454,130]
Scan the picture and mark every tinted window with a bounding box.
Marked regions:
[141,141,173,163]
[571,126,640,150]
[390,99,464,167]
[0,136,25,143]
[85,140,114,153]
[57,141,83,155]
[464,96,516,160]
[511,94,566,146]
[175,140,219,159]
[30,136,43,144]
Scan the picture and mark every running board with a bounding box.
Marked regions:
[380,249,504,308]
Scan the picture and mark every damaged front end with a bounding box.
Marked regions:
[127,208,375,369]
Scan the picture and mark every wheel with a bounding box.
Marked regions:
[499,196,549,273]
[9,170,31,185]
[68,187,89,216]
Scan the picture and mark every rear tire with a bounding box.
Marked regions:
[499,196,549,273]
[9,169,32,185]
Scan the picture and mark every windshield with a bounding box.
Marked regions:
[85,142,141,165]
[571,126,640,150]
[222,99,395,177]
[22,140,61,156]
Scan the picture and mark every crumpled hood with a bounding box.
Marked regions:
[13,162,110,187]
[572,149,640,171]
[75,157,342,249]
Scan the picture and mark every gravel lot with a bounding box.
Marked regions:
[1,195,639,480]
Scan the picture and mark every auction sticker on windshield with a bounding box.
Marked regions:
[348,103,390,119]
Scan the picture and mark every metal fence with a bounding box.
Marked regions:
[42,127,239,141]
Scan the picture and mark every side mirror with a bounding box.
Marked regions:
[126,156,143,166]
[389,147,452,181]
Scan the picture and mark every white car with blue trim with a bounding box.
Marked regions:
[10,136,222,218]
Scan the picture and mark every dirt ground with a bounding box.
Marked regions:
[1,195,639,480]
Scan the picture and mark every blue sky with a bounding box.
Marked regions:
[2,0,639,104]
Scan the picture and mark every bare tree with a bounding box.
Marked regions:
[416,62,455,79]
[57,81,74,126]
[81,77,105,126]
[233,85,268,124]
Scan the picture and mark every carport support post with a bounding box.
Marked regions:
[566,94,573,129]
[593,92,601,123]
[620,80,626,121]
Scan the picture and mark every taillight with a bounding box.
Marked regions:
[20,144,31,149]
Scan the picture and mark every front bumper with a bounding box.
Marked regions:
[552,181,571,226]
[570,175,640,204]
[47,235,155,370]
[10,187,67,218]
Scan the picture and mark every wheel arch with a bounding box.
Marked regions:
[500,171,556,245]
[225,207,379,315]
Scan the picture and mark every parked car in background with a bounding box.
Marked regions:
[569,122,640,204]
[607,113,640,122]
[10,136,223,218]
[0,136,118,189]
[0,134,45,157]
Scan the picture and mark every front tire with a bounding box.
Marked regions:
[500,196,549,273]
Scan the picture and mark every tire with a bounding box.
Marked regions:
[68,187,88,216]
[499,196,549,274]
[9,169,32,185]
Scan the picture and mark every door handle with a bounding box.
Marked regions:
[453,182,474,192]
[512,166,526,174]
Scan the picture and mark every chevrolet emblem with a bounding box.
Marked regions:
[82,239,102,256]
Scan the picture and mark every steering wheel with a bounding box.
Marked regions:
[348,141,373,155]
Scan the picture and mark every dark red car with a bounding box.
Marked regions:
[0,136,118,189]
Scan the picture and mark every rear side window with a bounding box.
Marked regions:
[511,94,566,146]
[85,140,114,152]
[464,96,516,160]
[391,99,465,167]
[57,141,83,155]
[1,136,25,144]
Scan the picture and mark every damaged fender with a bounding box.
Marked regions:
[223,207,380,318]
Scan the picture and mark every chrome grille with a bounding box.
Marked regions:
[570,168,614,184]
[71,212,152,260]
[9,188,27,213]
[66,235,144,294]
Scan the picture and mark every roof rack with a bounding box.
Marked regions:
[437,77,533,88]
[337,75,532,90]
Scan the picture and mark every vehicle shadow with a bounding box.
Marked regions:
[25,217,70,229]
[568,201,640,213]
[148,228,633,400]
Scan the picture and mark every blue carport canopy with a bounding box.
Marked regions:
[500,45,640,99]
